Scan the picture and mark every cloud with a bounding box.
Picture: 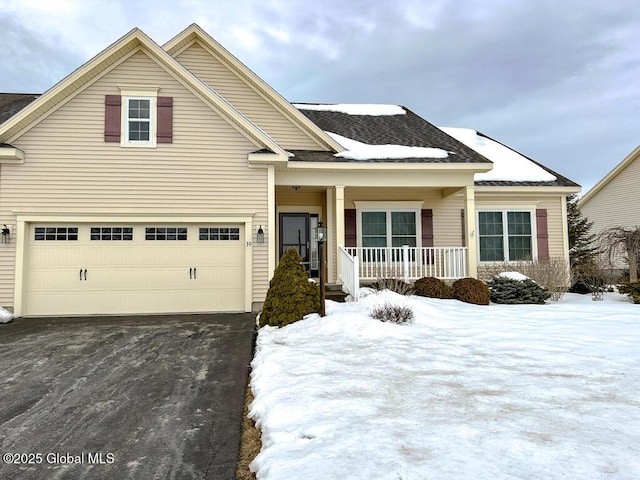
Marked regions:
[1,0,639,189]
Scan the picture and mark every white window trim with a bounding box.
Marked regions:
[476,209,537,263]
[356,207,422,249]
[119,86,159,148]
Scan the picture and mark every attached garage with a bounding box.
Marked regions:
[19,221,250,316]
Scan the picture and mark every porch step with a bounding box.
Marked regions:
[325,285,348,303]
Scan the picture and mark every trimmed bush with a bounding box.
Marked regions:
[370,302,414,324]
[618,281,640,304]
[259,248,320,327]
[372,277,413,295]
[452,277,490,305]
[488,276,551,304]
[413,276,454,299]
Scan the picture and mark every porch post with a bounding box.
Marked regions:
[326,188,335,283]
[464,186,478,278]
[335,186,345,285]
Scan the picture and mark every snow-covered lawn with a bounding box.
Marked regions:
[249,291,640,480]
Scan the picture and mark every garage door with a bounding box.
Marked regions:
[23,223,245,316]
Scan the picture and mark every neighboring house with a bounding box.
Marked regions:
[0,24,580,317]
[579,145,640,270]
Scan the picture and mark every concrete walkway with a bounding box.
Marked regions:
[0,313,256,480]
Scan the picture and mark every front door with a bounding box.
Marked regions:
[279,213,318,276]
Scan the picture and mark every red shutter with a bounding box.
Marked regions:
[421,209,434,247]
[157,96,173,144]
[536,209,549,261]
[104,95,121,142]
[344,209,356,247]
[461,209,466,247]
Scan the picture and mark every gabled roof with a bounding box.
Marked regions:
[0,27,289,159]
[579,144,640,206]
[0,93,40,125]
[295,103,579,187]
[163,24,343,153]
[295,104,491,164]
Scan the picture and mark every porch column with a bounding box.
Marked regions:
[464,186,478,278]
[326,188,335,283]
[335,186,345,285]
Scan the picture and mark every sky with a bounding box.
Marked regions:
[2,0,640,193]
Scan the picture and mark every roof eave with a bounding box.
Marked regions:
[475,184,582,194]
[0,145,25,163]
[285,161,494,172]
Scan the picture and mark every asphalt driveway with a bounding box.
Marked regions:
[0,313,256,480]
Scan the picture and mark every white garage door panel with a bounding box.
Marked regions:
[24,224,246,316]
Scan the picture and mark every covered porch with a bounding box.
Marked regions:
[274,173,480,297]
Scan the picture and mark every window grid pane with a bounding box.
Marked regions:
[391,211,416,247]
[362,212,387,248]
[145,227,187,241]
[34,226,78,241]
[90,227,133,241]
[199,227,241,241]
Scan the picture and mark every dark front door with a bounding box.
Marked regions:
[279,213,318,276]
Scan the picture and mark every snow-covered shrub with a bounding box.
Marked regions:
[372,277,413,295]
[488,275,551,304]
[481,258,569,301]
[452,277,490,305]
[618,281,640,304]
[259,248,320,327]
[413,276,454,299]
[370,302,414,324]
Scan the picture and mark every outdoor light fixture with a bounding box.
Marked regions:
[256,225,265,244]
[315,220,326,243]
[1,225,10,243]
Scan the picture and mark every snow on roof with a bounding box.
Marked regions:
[293,103,406,116]
[440,127,557,182]
[327,131,450,160]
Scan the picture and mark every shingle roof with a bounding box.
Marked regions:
[0,93,40,125]
[295,104,491,164]
[472,131,580,188]
[295,103,579,187]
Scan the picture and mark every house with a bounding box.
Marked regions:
[579,145,640,271]
[0,24,580,317]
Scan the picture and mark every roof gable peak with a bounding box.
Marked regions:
[0,25,288,158]
[163,24,343,153]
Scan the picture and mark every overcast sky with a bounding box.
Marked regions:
[2,0,639,193]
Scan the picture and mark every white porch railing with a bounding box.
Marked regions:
[339,246,360,300]
[344,246,467,282]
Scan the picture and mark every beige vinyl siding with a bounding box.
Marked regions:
[0,49,270,308]
[175,42,324,151]
[475,194,567,259]
[345,187,466,247]
[581,155,640,235]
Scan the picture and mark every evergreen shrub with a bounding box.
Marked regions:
[452,277,490,305]
[413,276,454,299]
[259,248,320,327]
[488,276,551,304]
[618,281,640,304]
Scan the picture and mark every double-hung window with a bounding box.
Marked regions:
[361,211,417,248]
[126,98,152,143]
[478,210,533,262]
[361,210,418,262]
